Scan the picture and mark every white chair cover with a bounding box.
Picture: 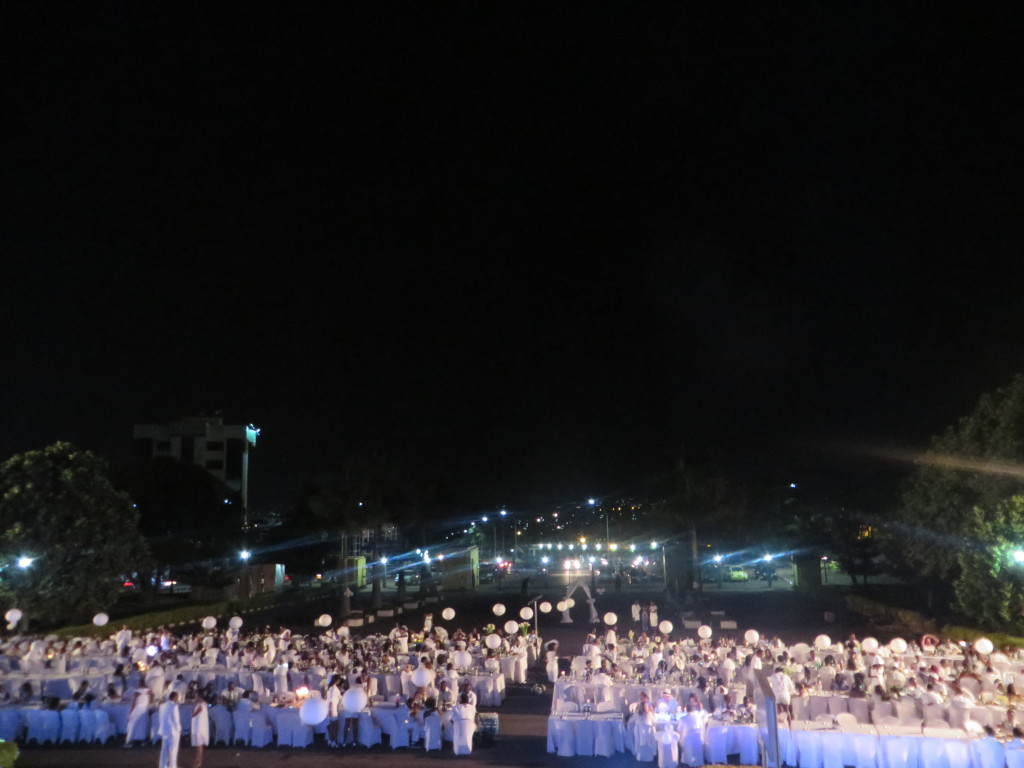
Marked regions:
[452,716,475,755]
[93,708,114,743]
[681,726,704,766]
[358,710,382,747]
[657,729,679,768]
[705,724,730,764]
[847,697,870,724]
[633,720,656,762]
[210,705,232,745]
[59,707,80,742]
[249,712,273,748]
[26,710,61,745]
[232,709,251,744]
[77,708,96,743]
[1006,742,1024,768]
[423,712,442,750]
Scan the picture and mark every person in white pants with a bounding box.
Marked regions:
[157,691,182,768]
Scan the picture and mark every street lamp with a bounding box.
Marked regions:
[240,550,251,561]
[16,557,33,569]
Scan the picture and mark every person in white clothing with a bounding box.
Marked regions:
[124,681,151,746]
[158,691,182,768]
[452,692,477,755]
[769,667,796,717]
[190,698,209,767]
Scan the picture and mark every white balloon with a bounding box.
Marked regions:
[697,625,713,639]
[814,634,831,650]
[975,637,995,655]
[4,609,22,624]
[92,612,109,627]
[659,621,673,634]
[299,697,328,726]
[411,666,432,687]
[604,612,618,626]
[744,629,759,644]
[520,607,534,620]
[341,687,368,714]
[861,637,879,653]
[539,601,552,613]
[492,603,506,616]
[229,616,243,629]
[317,614,332,627]
[504,620,520,635]
[889,637,908,654]
[556,601,568,612]
[485,633,502,649]
[201,616,216,630]
[146,644,159,657]
[452,650,472,668]
[441,607,456,621]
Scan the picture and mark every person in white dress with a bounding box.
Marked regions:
[545,640,560,683]
[124,681,151,746]
[190,698,209,767]
[158,691,182,768]
[452,693,477,755]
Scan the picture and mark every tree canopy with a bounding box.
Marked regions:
[0,442,149,626]
[897,374,1024,581]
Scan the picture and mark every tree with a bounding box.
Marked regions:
[952,495,1024,632]
[897,374,1024,581]
[0,442,150,626]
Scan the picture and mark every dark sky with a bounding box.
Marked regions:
[4,4,1023,513]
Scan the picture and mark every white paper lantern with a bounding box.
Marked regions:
[299,697,329,726]
[201,616,216,630]
[485,633,502,649]
[744,629,759,644]
[975,637,995,655]
[861,637,879,653]
[566,598,576,608]
[520,607,534,620]
[492,603,506,616]
[411,666,432,687]
[659,621,673,634]
[889,637,908,654]
[228,616,243,630]
[341,687,368,714]
[453,650,472,668]
[441,607,456,621]
[317,614,332,627]
[604,612,618,626]
[697,625,713,639]
[92,612,109,627]
[504,619,520,635]
[4,609,22,624]
[814,634,831,650]
[556,601,568,612]
[539,601,552,613]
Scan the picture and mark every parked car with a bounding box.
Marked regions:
[726,565,748,582]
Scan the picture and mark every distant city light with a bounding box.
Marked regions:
[239,550,251,560]
[588,498,596,505]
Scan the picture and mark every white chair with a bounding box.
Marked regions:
[249,712,273,748]
[1006,742,1024,768]
[835,712,857,728]
[596,700,617,713]
[894,699,920,725]
[705,724,730,764]
[423,711,442,751]
[77,708,96,743]
[922,703,946,724]
[210,705,233,745]
[847,697,870,724]
[681,725,704,766]
[92,708,114,743]
[232,709,251,745]
[827,696,848,715]
[632,720,656,762]
[0,709,19,741]
[25,710,61,745]
[558,701,579,714]
[289,721,313,748]
[807,695,830,720]
[358,710,382,748]
[657,729,679,768]
[59,707,80,743]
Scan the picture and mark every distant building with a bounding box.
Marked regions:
[133,415,259,518]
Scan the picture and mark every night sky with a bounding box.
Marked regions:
[4,5,1023,514]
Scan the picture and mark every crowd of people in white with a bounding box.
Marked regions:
[0,615,540,759]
